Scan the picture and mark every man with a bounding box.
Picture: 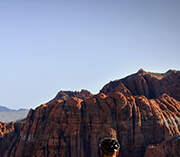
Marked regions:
[99,137,120,157]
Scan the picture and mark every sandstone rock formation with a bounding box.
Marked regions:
[101,69,180,101]
[1,92,180,157]
[0,122,14,138]
[144,135,180,157]
[0,122,23,156]
[46,89,92,104]
[0,69,180,157]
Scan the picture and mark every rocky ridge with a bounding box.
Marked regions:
[46,89,92,105]
[0,69,180,157]
[101,69,180,100]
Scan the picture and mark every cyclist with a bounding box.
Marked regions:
[99,137,120,157]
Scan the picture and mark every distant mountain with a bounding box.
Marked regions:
[0,111,29,123]
[0,105,29,123]
[0,106,16,112]
[0,105,28,112]
[17,108,29,112]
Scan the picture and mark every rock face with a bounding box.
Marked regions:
[0,122,23,156]
[0,69,180,157]
[0,122,14,138]
[101,69,180,101]
[1,93,180,157]
[46,89,92,104]
[144,135,180,157]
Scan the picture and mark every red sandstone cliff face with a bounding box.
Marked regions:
[0,122,14,138]
[0,69,180,157]
[144,135,180,157]
[0,122,23,156]
[1,93,180,157]
[100,69,180,101]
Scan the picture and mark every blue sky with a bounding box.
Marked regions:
[0,0,180,109]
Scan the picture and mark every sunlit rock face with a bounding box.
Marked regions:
[0,69,180,157]
[0,122,14,138]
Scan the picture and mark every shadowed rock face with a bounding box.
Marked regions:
[0,122,23,156]
[0,69,180,157]
[144,135,180,157]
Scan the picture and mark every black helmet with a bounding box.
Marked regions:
[99,137,120,155]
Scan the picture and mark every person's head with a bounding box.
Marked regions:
[99,137,120,157]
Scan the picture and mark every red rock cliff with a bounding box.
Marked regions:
[0,122,23,156]
[1,92,180,157]
[100,69,180,101]
[0,69,180,157]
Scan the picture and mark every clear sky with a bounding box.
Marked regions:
[0,0,179,109]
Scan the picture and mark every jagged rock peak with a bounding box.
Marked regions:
[100,69,180,100]
[165,69,178,74]
[136,69,164,79]
[55,89,92,100]
[46,89,92,105]
[137,68,146,74]
[137,69,179,79]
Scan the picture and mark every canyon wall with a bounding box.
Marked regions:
[0,69,180,157]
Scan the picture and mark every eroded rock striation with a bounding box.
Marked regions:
[0,69,180,157]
